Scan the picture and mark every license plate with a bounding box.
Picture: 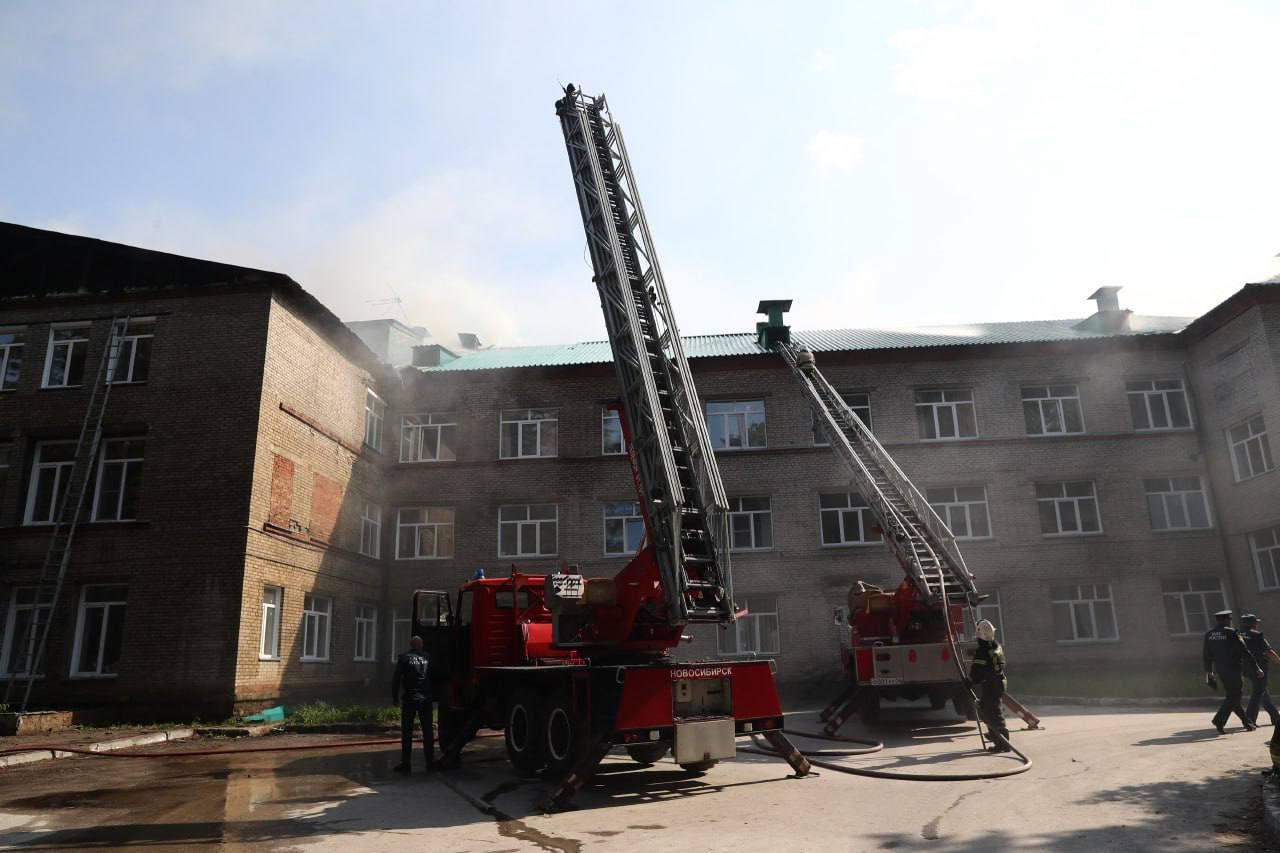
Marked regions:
[870,677,903,686]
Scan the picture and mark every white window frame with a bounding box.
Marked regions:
[42,323,91,389]
[1252,525,1280,591]
[360,500,382,558]
[396,507,456,560]
[1161,577,1228,637]
[915,388,978,441]
[814,392,872,446]
[963,591,1005,644]
[1021,384,1085,436]
[23,441,77,526]
[498,503,558,558]
[400,412,457,463]
[1144,477,1213,531]
[259,586,282,660]
[1126,378,1193,431]
[389,608,413,662]
[91,437,145,522]
[106,319,154,384]
[301,594,332,662]
[1050,582,1118,644]
[0,327,25,392]
[364,389,385,452]
[818,492,880,546]
[354,604,378,662]
[927,486,992,539]
[1228,415,1275,482]
[603,500,645,556]
[1036,480,1103,536]
[728,496,773,551]
[602,408,626,456]
[69,584,128,678]
[1,587,54,677]
[499,409,559,459]
[717,595,780,656]
[705,400,767,451]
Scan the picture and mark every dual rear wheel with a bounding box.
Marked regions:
[504,688,583,775]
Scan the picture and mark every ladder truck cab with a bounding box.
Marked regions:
[839,580,978,725]
[410,87,808,805]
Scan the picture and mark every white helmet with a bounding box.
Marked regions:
[975,619,997,642]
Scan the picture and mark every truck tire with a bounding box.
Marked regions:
[952,688,978,721]
[678,759,717,774]
[858,688,881,725]
[626,743,669,765]
[543,691,583,775]
[504,689,545,775]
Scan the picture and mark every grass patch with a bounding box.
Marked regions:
[287,702,400,726]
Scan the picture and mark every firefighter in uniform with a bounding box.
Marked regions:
[1241,613,1280,727]
[1204,609,1259,734]
[392,635,435,772]
[968,619,1011,753]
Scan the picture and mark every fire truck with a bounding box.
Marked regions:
[410,87,809,807]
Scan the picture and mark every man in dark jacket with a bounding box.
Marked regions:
[968,619,1011,753]
[1204,609,1259,734]
[392,635,434,772]
[1241,613,1280,727]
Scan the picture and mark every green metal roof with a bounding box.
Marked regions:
[416,315,1192,373]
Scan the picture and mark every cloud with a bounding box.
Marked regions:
[806,131,863,175]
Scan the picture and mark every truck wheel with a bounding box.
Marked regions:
[858,688,881,725]
[678,759,717,774]
[504,690,545,775]
[929,689,948,711]
[626,743,669,765]
[952,688,978,722]
[543,692,582,775]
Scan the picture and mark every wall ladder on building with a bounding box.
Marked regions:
[4,316,130,712]
[774,342,979,608]
[555,86,733,625]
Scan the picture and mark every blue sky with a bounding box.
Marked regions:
[3,1,1278,346]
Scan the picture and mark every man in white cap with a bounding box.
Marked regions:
[968,619,1011,752]
[1203,609,1257,734]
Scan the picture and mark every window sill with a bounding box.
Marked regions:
[258,655,280,662]
[1133,427,1195,434]
[1233,469,1276,485]
[1151,526,1215,534]
[1054,638,1121,646]
[0,674,45,681]
[300,658,332,664]
[394,556,455,562]
[39,385,84,391]
[919,436,980,443]
[1026,431,1087,439]
[354,657,378,663]
[1041,531,1105,539]
[497,455,560,462]
[68,673,119,680]
[602,452,627,458]
[399,459,457,465]
[821,541,884,549]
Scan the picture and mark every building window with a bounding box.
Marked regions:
[1144,477,1212,531]
[24,441,77,526]
[42,325,90,388]
[1161,577,1227,636]
[396,507,456,559]
[360,386,384,448]
[927,486,992,539]
[1050,583,1117,643]
[0,328,24,391]
[301,594,332,661]
[354,604,378,662]
[1022,384,1084,436]
[360,501,381,558]
[1036,481,1102,535]
[498,504,558,557]
[915,388,977,440]
[814,392,872,445]
[604,501,645,556]
[1,587,54,677]
[706,400,767,450]
[1126,379,1192,431]
[963,591,1005,644]
[728,496,773,551]
[819,492,879,545]
[389,608,412,661]
[1228,415,1274,482]
[107,320,154,384]
[718,595,780,655]
[92,438,145,522]
[1252,525,1280,591]
[71,584,128,677]
[602,408,625,455]
[400,413,457,462]
[500,409,558,459]
[259,587,282,660]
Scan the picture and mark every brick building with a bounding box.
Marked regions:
[0,223,393,718]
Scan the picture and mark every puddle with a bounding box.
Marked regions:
[497,817,583,853]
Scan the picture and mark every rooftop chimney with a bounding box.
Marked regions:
[1075,286,1132,333]
[458,332,482,350]
[411,344,459,368]
[756,299,793,348]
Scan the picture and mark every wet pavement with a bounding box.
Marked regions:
[0,709,1271,851]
